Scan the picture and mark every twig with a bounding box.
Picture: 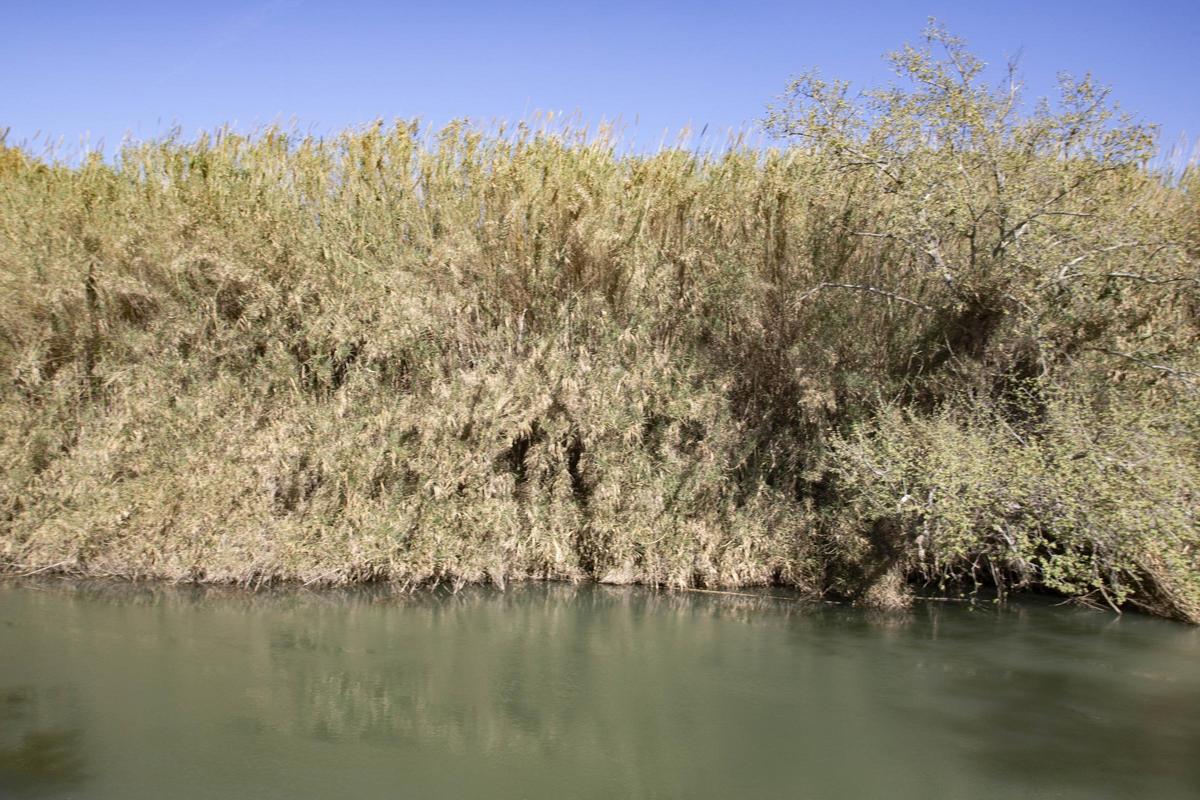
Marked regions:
[1096,584,1123,616]
[302,568,342,587]
[672,586,847,605]
[1099,272,1197,286]
[674,586,796,601]
[1086,347,1199,386]
[912,596,976,603]
[796,282,934,312]
[10,560,74,578]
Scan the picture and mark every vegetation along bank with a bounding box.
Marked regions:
[2,28,1197,620]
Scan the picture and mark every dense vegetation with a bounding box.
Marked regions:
[2,28,1197,619]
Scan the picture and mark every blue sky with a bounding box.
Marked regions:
[4,1,1198,157]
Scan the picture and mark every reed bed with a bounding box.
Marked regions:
[2,28,1197,619]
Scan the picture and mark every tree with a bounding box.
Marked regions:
[765,21,1194,402]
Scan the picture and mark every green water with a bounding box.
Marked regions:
[1,583,1197,799]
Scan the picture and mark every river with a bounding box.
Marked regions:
[1,582,1198,798]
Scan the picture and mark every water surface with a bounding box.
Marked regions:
[1,582,1198,799]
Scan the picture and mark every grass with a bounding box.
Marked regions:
[1,28,1197,620]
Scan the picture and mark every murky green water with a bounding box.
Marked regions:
[1,582,1198,799]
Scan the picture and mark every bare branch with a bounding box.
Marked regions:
[1044,241,1192,286]
[1086,347,1199,389]
[1100,272,1198,286]
[796,282,935,312]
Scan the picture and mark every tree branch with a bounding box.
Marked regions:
[796,282,934,312]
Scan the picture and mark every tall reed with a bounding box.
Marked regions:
[2,28,1197,619]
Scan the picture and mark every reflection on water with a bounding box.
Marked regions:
[0,686,86,795]
[1,582,1198,799]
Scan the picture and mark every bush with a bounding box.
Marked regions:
[830,394,1199,620]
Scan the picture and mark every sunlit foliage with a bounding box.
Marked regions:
[1,26,1196,619]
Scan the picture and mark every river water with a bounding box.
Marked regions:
[1,582,1197,799]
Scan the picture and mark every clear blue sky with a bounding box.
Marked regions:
[4,1,1198,157]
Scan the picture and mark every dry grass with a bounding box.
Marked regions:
[1,33,1197,619]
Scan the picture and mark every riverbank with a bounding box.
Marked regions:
[2,34,1198,622]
